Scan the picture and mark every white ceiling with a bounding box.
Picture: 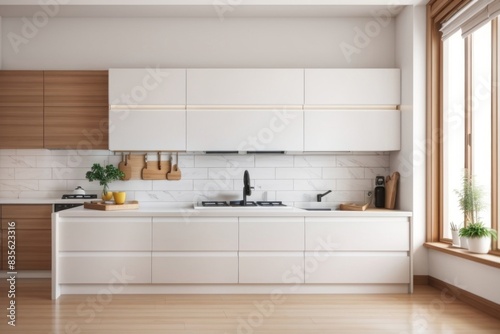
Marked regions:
[0,0,428,18]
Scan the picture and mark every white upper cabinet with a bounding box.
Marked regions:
[109,68,186,106]
[305,69,400,105]
[108,69,187,151]
[304,109,400,151]
[187,69,304,105]
[187,108,303,151]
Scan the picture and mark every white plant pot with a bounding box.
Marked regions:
[451,230,460,247]
[467,237,491,254]
[460,237,469,249]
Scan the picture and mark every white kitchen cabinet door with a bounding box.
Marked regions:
[187,69,304,105]
[304,253,410,284]
[109,68,186,106]
[239,252,304,284]
[109,108,186,151]
[304,109,400,151]
[305,217,410,251]
[59,252,151,284]
[187,109,303,151]
[152,252,238,283]
[59,218,152,251]
[305,69,400,105]
[239,217,304,251]
[153,217,238,251]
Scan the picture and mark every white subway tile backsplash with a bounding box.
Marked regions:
[15,168,52,180]
[36,156,67,168]
[255,155,294,167]
[322,167,364,179]
[0,156,37,168]
[255,180,294,191]
[39,180,67,191]
[52,168,89,180]
[153,180,194,191]
[294,155,336,167]
[0,150,390,205]
[0,180,38,191]
[336,179,372,191]
[337,154,390,167]
[294,180,336,191]
[276,168,321,179]
[0,168,15,180]
[195,155,254,168]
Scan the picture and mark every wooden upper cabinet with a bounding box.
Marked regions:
[0,71,44,107]
[43,71,109,149]
[44,71,108,107]
[0,71,44,149]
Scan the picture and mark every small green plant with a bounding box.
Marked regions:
[85,163,124,195]
[454,171,484,225]
[458,222,498,240]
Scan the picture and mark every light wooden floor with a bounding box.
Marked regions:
[1,279,499,333]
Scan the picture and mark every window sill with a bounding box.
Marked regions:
[424,242,500,269]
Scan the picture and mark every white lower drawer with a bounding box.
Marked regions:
[152,252,238,283]
[239,252,304,284]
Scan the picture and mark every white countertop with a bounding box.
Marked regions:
[56,205,412,218]
[0,198,93,204]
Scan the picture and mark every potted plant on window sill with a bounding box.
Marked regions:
[455,171,496,253]
[85,163,125,201]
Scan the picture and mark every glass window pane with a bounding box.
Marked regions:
[471,22,492,229]
[443,31,465,238]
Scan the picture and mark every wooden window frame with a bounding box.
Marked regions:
[427,0,500,255]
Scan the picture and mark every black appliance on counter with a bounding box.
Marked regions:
[54,194,98,212]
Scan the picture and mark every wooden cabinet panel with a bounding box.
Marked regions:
[44,106,108,149]
[44,71,108,106]
[2,230,51,270]
[0,71,43,106]
[2,204,52,219]
[1,205,52,271]
[0,106,44,149]
[2,219,51,230]
[43,71,109,149]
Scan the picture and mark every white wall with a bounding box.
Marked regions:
[428,250,500,304]
[0,17,395,69]
[391,5,427,275]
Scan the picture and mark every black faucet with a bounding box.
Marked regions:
[317,190,332,202]
[242,170,254,206]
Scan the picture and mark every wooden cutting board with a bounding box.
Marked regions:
[339,203,369,211]
[385,172,400,209]
[142,160,171,180]
[118,154,132,180]
[84,200,139,211]
[125,154,146,180]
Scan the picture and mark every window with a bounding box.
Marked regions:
[427,0,499,255]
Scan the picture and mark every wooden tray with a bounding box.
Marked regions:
[339,203,369,211]
[84,200,139,211]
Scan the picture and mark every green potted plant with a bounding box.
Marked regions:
[85,163,125,201]
[455,171,496,253]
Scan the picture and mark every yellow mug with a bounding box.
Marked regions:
[113,191,126,204]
